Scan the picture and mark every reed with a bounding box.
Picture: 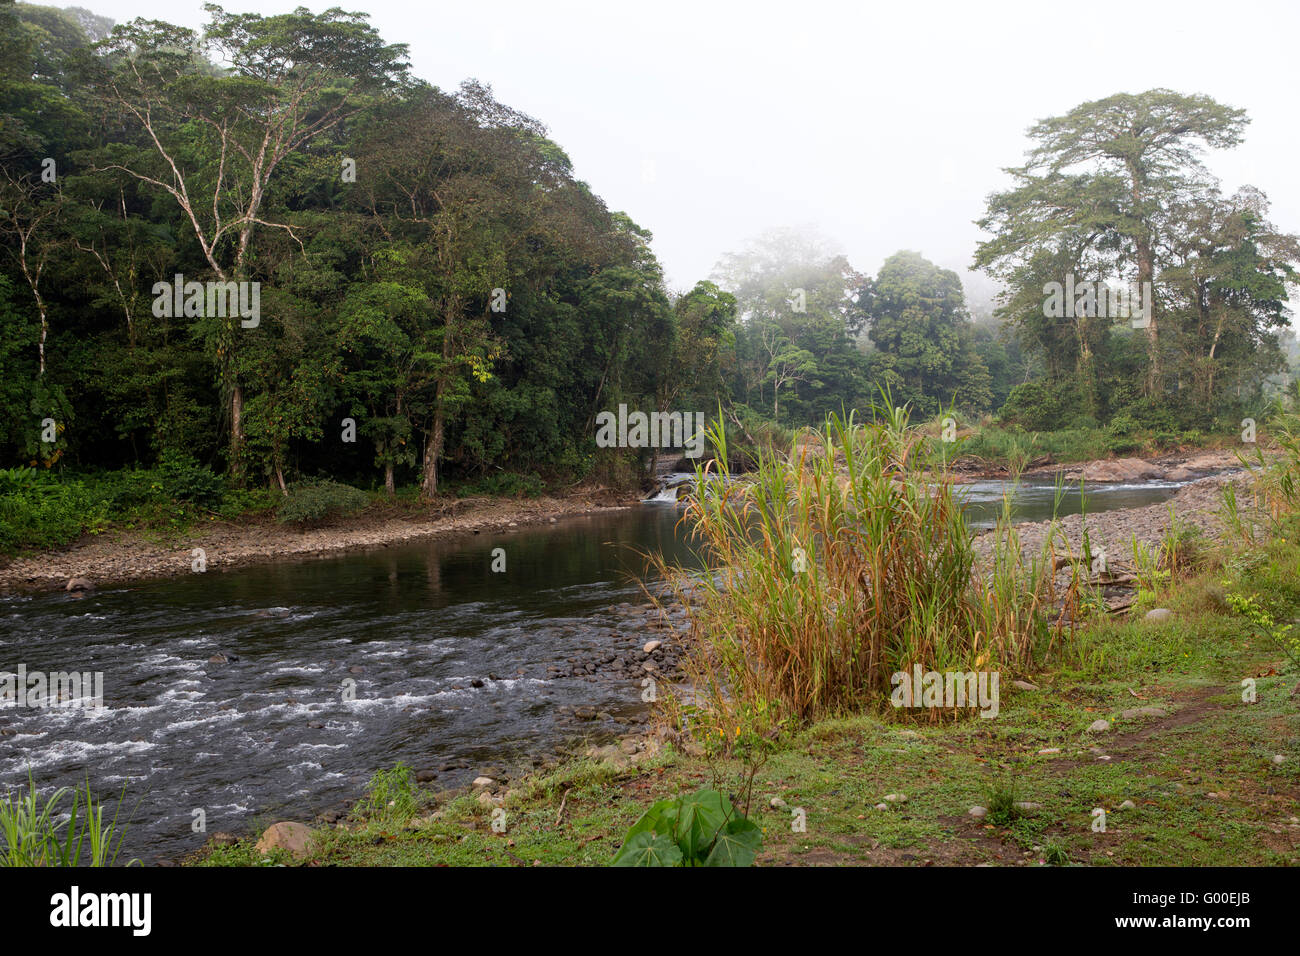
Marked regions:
[657,397,1064,732]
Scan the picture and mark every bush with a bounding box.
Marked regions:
[0,473,106,553]
[276,479,369,525]
[999,381,1080,431]
[157,452,225,509]
[459,471,545,498]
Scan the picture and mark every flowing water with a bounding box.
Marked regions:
[1,476,1189,862]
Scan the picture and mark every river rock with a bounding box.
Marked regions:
[65,577,94,592]
[1080,457,1164,483]
[643,640,662,654]
[1145,608,1173,623]
[255,821,316,859]
[472,776,496,788]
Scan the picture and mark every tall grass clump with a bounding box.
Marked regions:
[1231,411,1300,542]
[659,398,1061,732]
[0,773,136,867]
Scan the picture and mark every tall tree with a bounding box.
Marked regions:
[88,4,409,477]
[976,90,1250,399]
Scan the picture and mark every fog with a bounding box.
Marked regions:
[81,0,1300,302]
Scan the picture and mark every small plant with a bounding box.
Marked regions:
[1042,843,1069,866]
[354,762,421,823]
[611,788,762,867]
[981,776,1021,826]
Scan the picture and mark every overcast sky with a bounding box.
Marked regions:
[77,0,1300,302]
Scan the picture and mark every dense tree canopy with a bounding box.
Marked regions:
[2,5,1296,503]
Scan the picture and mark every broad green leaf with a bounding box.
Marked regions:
[612,831,684,867]
[674,790,732,861]
[703,816,762,867]
[622,798,678,843]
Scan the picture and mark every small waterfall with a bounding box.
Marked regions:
[643,472,696,504]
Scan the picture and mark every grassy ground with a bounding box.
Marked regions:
[192,540,1300,868]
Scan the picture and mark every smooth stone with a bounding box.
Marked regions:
[643,640,662,653]
[1087,719,1111,733]
[254,821,316,859]
[1145,608,1173,622]
[1013,801,1041,810]
[1118,800,1137,810]
[770,796,787,809]
[883,793,907,803]
[472,776,496,788]
[65,577,94,592]
[1272,754,1287,765]
[968,806,988,818]
[1012,680,1038,691]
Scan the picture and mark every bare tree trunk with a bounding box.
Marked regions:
[230,384,244,478]
[421,400,444,500]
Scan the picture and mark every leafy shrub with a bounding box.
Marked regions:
[0,476,106,553]
[460,471,545,498]
[157,452,225,508]
[1106,413,1140,438]
[999,381,1081,431]
[277,479,369,525]
[611,789,761,867]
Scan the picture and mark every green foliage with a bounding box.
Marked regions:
[156,452,225,508]
[0,773,136,867]
[611,789,762,867]
[276,479,369,525]
[981,777,1022,826]
[456,471,545,499]
[354,762,422,824]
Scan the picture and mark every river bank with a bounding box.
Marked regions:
[2,447,1246,595]
[0,489,639,594]
[196,520,1300,867]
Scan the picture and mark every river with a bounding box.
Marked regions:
[0,476,1188,862]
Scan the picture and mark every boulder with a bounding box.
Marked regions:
[254,822,316,860]
[1080,457,1163,483]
